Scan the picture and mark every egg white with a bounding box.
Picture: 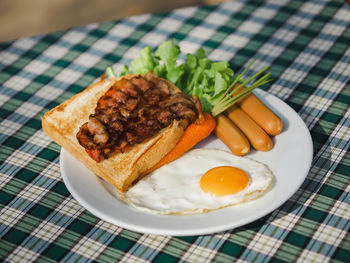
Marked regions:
[124,148,274,215]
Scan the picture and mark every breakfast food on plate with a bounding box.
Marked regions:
[42,72,207,192]
[124,148,274,215]
[42,39,281,216]
[225,105,273,151]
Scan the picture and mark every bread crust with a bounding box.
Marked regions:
[42,74,187,192]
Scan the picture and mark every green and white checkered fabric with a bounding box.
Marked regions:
[1,0,349,262]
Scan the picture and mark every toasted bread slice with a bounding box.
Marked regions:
[42,74,187,192]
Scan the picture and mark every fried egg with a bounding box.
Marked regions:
[124,148,274,215]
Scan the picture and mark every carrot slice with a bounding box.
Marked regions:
[148,113,216,173]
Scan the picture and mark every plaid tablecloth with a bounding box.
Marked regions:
[1,0,349,262]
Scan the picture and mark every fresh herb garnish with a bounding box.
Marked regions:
[107,40,272,116]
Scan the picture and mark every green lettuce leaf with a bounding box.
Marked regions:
[113,40,272,115]
[131,46,157,74]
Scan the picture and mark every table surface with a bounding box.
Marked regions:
[1,0,349,262]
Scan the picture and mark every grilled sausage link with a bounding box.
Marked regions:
[225,105,273,151]
[215,115,250,156]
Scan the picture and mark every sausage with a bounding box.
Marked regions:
[225,105,273,151]
[215,115,250,156]
[235,85,283,136]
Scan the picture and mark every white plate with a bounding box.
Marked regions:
[60,89,313,236]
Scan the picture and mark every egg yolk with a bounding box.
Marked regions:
[200,166,250,196]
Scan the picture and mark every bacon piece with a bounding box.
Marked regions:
[119,107,130,118]
[145,71,169,95]
[76,126,94,149]
[170,103,197,122]
[87,117,109,145]
[132,77,152,92]
[112,90,127,104]
[125,98,138,111]
[93,133,108,145]
[157,110,173,125]
[116,79,139,97]
[86,149,102,162]
[126,131,139,144]
[143,88,162,104]
[110,120,124,133]
[87,117,105,134]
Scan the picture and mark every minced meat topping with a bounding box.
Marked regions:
[77,72,201,162]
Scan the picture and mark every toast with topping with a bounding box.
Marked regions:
[42,72,201,192]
